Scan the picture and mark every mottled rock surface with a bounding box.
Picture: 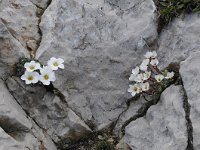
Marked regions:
[1,0,200,149]
[113,97,147,137]
[6,77,92,143]
[180,51,200,149]
[36,0,157,129]
[116,137,130,150]
[158,14,200,68]
[0,20,28,79]
[125,86,188,150]
[0,0,40,52]
[0,79,56,150]
[30,0,50,9]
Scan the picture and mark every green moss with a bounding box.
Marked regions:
[155,0,200,32]
[15,58,31,77]
[96,140,114,150]
[15,58,41,77]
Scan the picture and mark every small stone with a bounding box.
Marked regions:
[98,135,104,140]
[116,137,130,150]
[27,40,38,52]
[107,138,114,143]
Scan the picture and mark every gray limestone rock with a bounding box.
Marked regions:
[0,20,29,79]
[30,0,50,9]
[6,77,92,143]
[180,51,200,149]
[0,0,40,52]
[158,14,200,68]
[0,79,56,150]
[36,0,157,130]
[113,97,147,137]
[125,85,187,150]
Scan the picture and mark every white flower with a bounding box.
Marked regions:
[21,71,39,84]
[140,59,149,71]
[150,58,159,66]
[132,66,139,75]
[24,61,41,72]
[143,71,151,80]
[144,52,152,59]
[129,67,140,81]
[142,59,150,65]
[128,84,142,96]
[135,73,144,83]
[141,82,150,91]
[39,67,56,85]
[140,64,148,71]
[152,51,157,58]
[155,74,164,82]
[165,72,174,79]
[144,51,157,59]
[47,57,64,70]
[129,74,136,81]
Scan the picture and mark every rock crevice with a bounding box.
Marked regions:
[181,81,194,150]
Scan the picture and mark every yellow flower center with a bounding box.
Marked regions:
[30,65,35,70]
[53,62,58,67]
[28,76,33,81]
[44,74,49,80]
[157,78,162,82]
[133,87,137,92]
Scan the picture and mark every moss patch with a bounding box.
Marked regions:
[15,58,41,77]
[57,131,116,150]
[155,0,200,33]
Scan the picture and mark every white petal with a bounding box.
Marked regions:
[136,87,142,94]
[32,77,39,83]
[142,59,150,65]
[155,74,164,82]
[129,74,136,81]
[150,59,159,66]
[144,52,152,59]
[165,72,174,79]
[40,67,53,74]
[30,60,36,64]
[129,85,133,88]
[21,75,27,80]
[131,92,136,97]
[58,58,64,63]
[50,57,57,62]
[33,72,39,77]
[128,88,132,93]
[59,64,64,69]
[142,82,150,91]
[43,80,51,85]
[24,71,30,76]
[132,66,139,75]
[24,62,29,68]
[39,76,44,82]
[47,60,52,67]
[140,64,148,71]
[50,73,56,81]
[27,68,33,72]
[49,64,58,70]
[35,63,41,69]
[25,80,32,84]
[152,51,157,58]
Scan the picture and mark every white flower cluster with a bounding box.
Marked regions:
[21,57,64,85]
[128,51,174,97]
